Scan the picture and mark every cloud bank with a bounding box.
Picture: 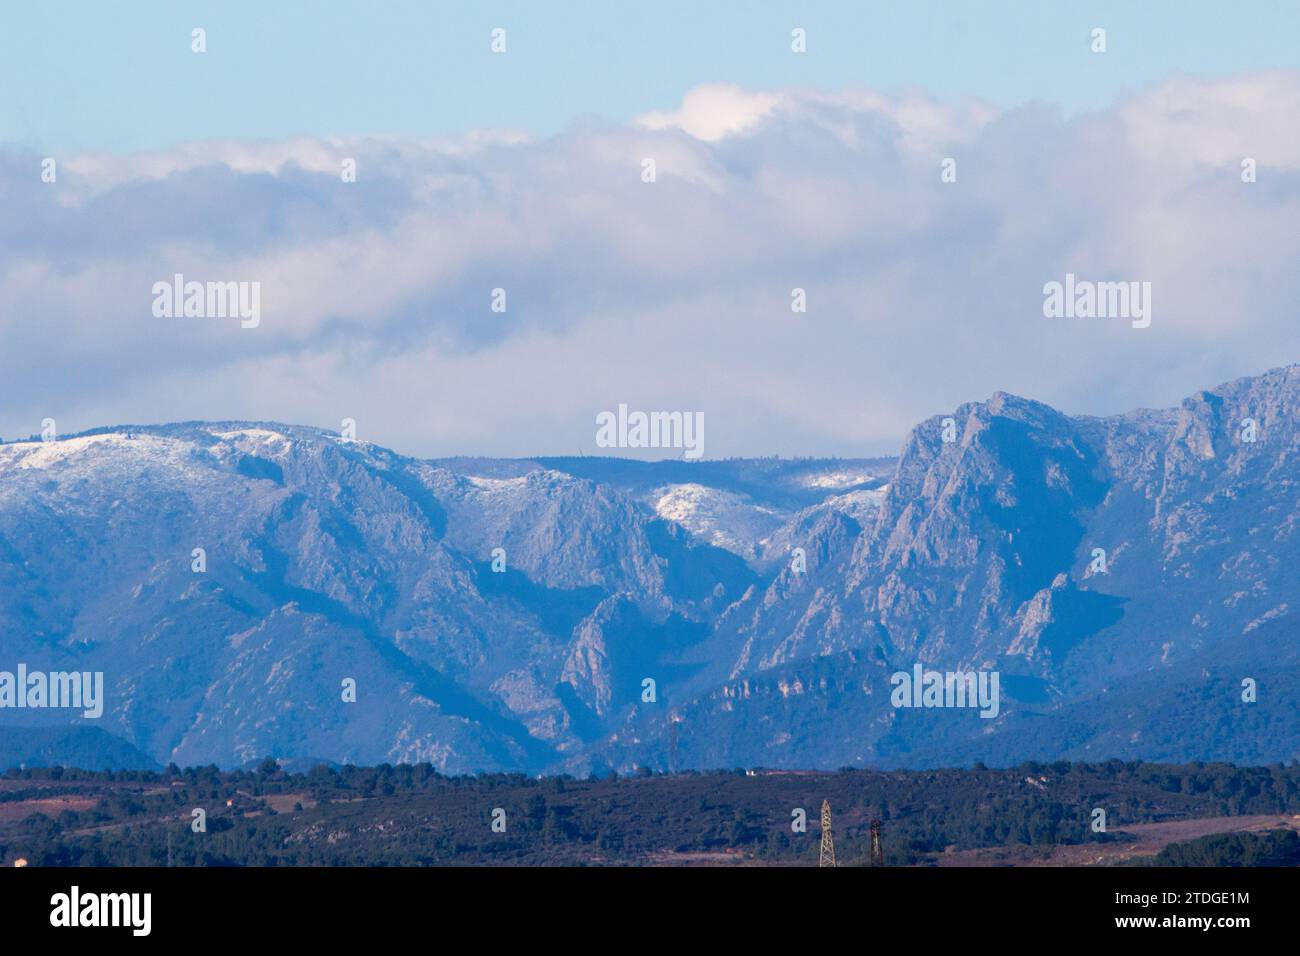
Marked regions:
[3,72,1299,458]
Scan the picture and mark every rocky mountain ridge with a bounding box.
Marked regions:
[1,365,1296,772]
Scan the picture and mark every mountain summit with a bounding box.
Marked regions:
[1,367,1297,772]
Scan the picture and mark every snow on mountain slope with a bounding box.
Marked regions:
[650,483,783,559]
[431,455,896,564]
[799,468,883,490]
[647,480,891,564]
[1,432,182,473]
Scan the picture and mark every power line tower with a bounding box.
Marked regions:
[869,819,883,866]
[819,800,836,867]
[668,715,679,775]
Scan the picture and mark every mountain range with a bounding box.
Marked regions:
[1,364,1297,773]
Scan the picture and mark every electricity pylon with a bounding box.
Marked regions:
[819,800,836,867]
[668,715,679,775]
[869,819,883,866]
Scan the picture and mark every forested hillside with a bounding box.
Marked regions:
[4,760,1300,867]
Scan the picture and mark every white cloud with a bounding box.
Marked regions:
[635,83,781,141]
[1,74,1297,458]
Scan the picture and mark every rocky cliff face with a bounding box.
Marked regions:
[615,366,1300,770]
[1,365,1297,772]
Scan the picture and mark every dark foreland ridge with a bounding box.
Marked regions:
[0,363,1297,774]
[4,761,1300,868]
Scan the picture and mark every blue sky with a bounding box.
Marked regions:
[3,0,1298,152]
